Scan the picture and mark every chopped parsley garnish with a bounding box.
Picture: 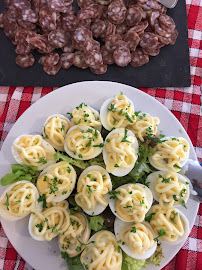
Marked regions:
[60,123,65,131]
[87,185,92,197]
[108,190,120,199]
[121,128,131,143]
[16,200,21,203]
[185,182,189,185]
[170,211,178,223]
[180,188,187,209]
[77,119,81,125]
[117,245,121,253]
[66,112,73,119]
[35,223,43,232]
[173,195,178,202]
[125,112,133,123]
[43,175,47,182]
[87,128,93,133]
[44,218,48,222]
[25,194,31,199]
[78,154,83,158]
[94,129,99,138]
[67,167,71,173]
[130,226,136,233]
[76,102,87,110]
[76,238,95,252]
[92,177,97,181]
[49,177,58,194]
[38,194,47,209]
[145,213,155,223]
[37,157,47,164]
[4,193,9,210]
[108,103,116,112]
[52,224,58,232]
[87,174,91,178]
[118,109,123,115]
[159,174,171,183]
[140,198,145,206]
[114,164,119,167]
[173,164,181,169]
[106,138,110,142]
[154,228,166,241]
[93,143,104,148]
[129,191,133,194]
[62,191,67,195]
[70,218,76,226]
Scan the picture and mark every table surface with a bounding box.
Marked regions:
[0,0,202,269]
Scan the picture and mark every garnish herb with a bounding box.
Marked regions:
[43,176,47,182]
[125,112,133,123]
[93,143,104,147]
[66,112,73,119]
[108,103,116,112]
[78,154,83,158]
[154,229,166,241]
[106,138,110,142]
[4,193,9,210]
[114,164,119,167]
[159,174,171,183]
[145,213,155,223]
[67,167,71,173]
[173,195,178,202]
[140,198,145,206]
[87,174,91,178]
[170,211,178,223]
[16,200,21,203]
[87,185,92,197]
[173,164,181,169]
[49,177,58,194]
[130,227,136,233]
[121,129,131,143]
[37,157,47,164]
[108,190,120,199]
[35,223,43,232]
[62,191,67,195]
[94,130,99,138]
[38,194,47,209]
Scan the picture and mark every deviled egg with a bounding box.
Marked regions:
[0,180,40,221]
[12,134,56,170]
[70,103,102,131]
[75,165,112,216]
[149,137,190,172]
[103,128,138,176]
[148,171,190,209]
[59,212,91,257]
[36,161,77,203]
[43,114,73,151]
[29,202,70,241]
[80,230,122,270]
[114,217,157,260]
[100,93,135,131]
[109,183,153,222]
[64,125,104,160]
[127,112,160,142]
[146,204,189,244]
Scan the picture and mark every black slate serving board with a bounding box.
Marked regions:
[0,0,190,88]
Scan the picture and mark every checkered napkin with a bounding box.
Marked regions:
[0,1,202,270]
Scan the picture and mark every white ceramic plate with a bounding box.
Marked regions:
[0,81,199,270]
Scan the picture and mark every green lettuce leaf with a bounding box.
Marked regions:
[61,252,83,270]
[89,216,104,232]
[1,164,40,186]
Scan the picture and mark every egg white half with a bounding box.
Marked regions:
[76,165,112,216]
[114,217,157,260]
[100,97,135,131]
[103,128,139,177]
[11,134,56,171]
[43,114,73,151]
[0,180,40,221]
[109,183,153,222]
[148,171,190,207]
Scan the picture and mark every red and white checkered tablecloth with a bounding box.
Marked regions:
[0,0,202,270]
